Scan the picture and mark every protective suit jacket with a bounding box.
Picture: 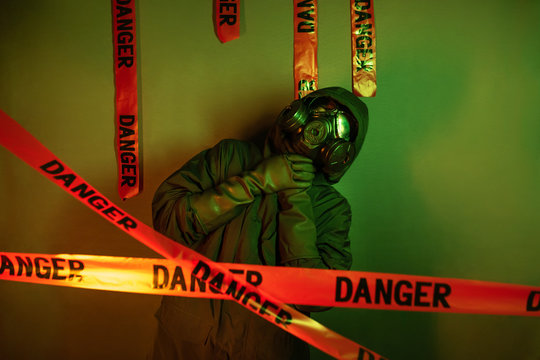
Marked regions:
[151,87,368,360]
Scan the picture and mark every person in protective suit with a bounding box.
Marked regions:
[150,87,368,360]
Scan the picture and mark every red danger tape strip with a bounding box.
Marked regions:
[0,110,384,360]
[112,0,141,199]
[1,252,539,316]
[351,0,376,97]
[214,0,240,43]
[294,0,318,99]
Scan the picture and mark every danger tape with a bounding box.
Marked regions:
[0,110,385,360]
[294,0,318,99]
[214,0,240,43]
[1,252,539,316]
[350,0,376,97]
[112,0,141,199]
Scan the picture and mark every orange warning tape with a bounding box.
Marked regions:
[112,0,141,199]
[0,110,385,360]
[351,0,377,97]
[294,0,319,99]
[1,252,538,316]
[214,0,240,43]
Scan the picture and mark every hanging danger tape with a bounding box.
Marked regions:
[112,0,141,199]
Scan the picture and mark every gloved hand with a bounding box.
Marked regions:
[245,154,315,194]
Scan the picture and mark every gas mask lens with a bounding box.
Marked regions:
[308,107,351,142]
[335,113,350,141]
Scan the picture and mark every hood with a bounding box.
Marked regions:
[265,87,369,184]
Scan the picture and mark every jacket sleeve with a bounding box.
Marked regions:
[310,186,353,271]
[277,185,352,312]
[277,185,352,270]
[152,139,262,246]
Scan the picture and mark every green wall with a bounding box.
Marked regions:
[1,1,539,359]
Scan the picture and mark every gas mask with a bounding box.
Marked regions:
[276,96,359,179]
